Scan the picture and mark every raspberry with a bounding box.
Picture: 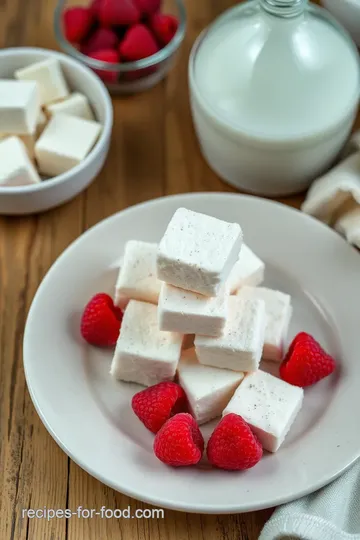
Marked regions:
[81,27,118,55]
[119,24,159,61]
[63,7,93,43]
[99,0,140,27]
[88,49,120,83]
[132,382,188,433]
[154,413,204,467]
[133,0,161,15]
[150,13,178,46]
[207,414,263,471]
[280,332,336,387]
[80,293,122,347]
[89,0,103,18]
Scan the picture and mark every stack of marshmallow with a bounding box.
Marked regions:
[110,208,302,453]
[302,132,360,248]
[0,58,102,187]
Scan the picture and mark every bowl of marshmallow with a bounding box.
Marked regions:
[0,47,113,215]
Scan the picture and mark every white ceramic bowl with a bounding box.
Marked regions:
[0,48,113,215]
[322,0,360,48]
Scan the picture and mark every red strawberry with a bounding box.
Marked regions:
[88,49,119,82]
[150,13,178,46]
[154,413,204,467]
[99,0,140,27]
[280,332,336,387]
[89,0,103,18]
[63,7,93,43]
[119,24,159,61]
[133,0,161,15]
[207,414,263,471]
[81,293,122,347]
[132,382,188,433]
[81,27,118,55]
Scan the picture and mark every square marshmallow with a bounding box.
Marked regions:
[46,92,94,121]
[236,286,292,362]
[15,58,69,106]
[35,114,101,176]
[157,208,243,296]
[37,110,47,137]
[227,244,265,293]
[158,282,228,336]
[0,80,40,134]
[0,137,40,187]
[223,370,303,452]
[110,300,183,386]
[115,241,162,307]
[178,349,244,425]
[195,296,266,372]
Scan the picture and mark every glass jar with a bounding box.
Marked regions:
[189,0,360,196]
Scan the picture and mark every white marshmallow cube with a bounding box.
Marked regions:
[0,136,41,187]
[36,110,47,137]
[0,80,40,134]
[15,58,69,106]
[110,300,183,386]
[178,349,244,425]
[35,114,101,176]
[223,370,304,452]
[301,152,360,223]
[46,92,94,121]
[157,208,243,296]
[236,286,292,362]
[158,282,228,337]
[114,241,162,307]
[195,296,266,372]
[227,244,265,293]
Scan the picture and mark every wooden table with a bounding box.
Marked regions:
[0,0,341,539]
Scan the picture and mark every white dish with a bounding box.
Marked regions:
[0,48,113,215]
[24,193,360,513]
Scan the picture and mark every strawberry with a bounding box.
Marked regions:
[132,382,188,433]
[81,27,118,55]
[99,0,140,27]
[207,414,263,471]
[81,293,122,347]
[280,332,336,387]
[119,24,159,61]
[154,413,204,467]
[89,0,104,18]
[150,13,178,46]
[63,7,93,43]
[133,0,161,15]
[88,49,120,82]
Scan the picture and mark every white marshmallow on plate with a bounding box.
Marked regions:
[110,300,183,386]
[194,296,266,372]
[35,114,101,176]
[236,286,292,362]
[301,152,360,223]
[227,244,265,293]
[334,200,360,247]
[0,136,41,187]
[45,92,94,121]
[158,282,228,337]
[223,370,304,452]
[114,241,162,307]
[157,207,243,296]
[15,58,69,106]
[178,349,244,425]
[0,80,40,134]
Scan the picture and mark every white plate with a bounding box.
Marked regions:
[24,193,360,514]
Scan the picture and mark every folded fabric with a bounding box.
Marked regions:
[260,458,360,540]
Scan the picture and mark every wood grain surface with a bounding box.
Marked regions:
[0,0,350,539]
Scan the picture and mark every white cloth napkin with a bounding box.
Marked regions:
[259,459,360,540]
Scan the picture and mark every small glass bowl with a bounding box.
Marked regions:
[54,0,186,94]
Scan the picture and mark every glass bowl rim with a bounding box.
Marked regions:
[54,0,187,72]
